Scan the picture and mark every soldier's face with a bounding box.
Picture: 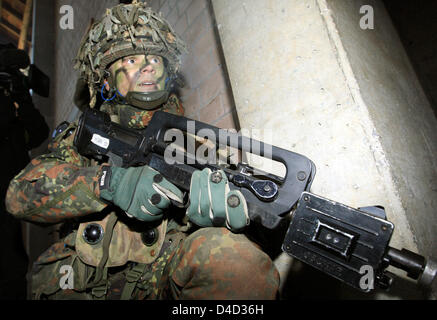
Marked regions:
[108,54,168,96]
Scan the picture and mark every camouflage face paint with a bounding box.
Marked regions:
[109,55,168,97]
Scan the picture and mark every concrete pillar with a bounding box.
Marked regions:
[211,0,436,298]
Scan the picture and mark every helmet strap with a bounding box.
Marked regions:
[118,74,176,110]
[124,90,170,110]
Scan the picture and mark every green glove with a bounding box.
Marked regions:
[186,168,250,232]
[99,165,183,222]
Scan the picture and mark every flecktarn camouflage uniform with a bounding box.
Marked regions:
[5,1,279,300]
[6,96,279,300]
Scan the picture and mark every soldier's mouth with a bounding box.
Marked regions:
[137,81,157,91]
[139,81,156,86]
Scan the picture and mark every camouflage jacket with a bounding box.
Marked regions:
[6,94,184,267]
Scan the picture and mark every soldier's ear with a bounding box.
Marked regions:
[103,70,113,91]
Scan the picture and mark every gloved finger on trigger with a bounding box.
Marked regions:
[225,190,249,231]
[153,183,182,207]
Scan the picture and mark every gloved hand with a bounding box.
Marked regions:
[186,168,250,232]
[99,165,183,222]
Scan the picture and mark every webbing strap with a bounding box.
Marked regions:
[87,212,118,299]
[120,263,148,300]
[91,267,108,300]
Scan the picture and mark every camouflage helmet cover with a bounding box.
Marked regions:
[74,0,187,108]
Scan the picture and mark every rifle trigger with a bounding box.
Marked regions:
[170,192,189,209]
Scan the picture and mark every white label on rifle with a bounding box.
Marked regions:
[91,134,109,149]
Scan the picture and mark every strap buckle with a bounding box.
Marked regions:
[126,263,147,283]
[91,283,108,299]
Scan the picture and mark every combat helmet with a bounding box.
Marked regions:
[74,0,187,109]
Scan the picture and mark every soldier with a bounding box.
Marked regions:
[5,1,279,300]
[0,44,49,299]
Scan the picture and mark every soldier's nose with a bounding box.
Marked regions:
[141,63,154,73]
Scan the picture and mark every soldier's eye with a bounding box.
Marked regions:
[150,57,159,64]
[123,57,137,64]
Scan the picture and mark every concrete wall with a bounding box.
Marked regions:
[54,0,119,124]
[325,0,437,259]
[148,0,238,129]
[212,0,436,299]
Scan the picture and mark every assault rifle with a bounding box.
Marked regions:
[74,107,436,294]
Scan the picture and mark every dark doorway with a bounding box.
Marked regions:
[383,0,437,118]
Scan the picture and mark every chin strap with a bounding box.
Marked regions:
[102,73,179,110]
[125,90,170,110]
[99,92,184,129]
